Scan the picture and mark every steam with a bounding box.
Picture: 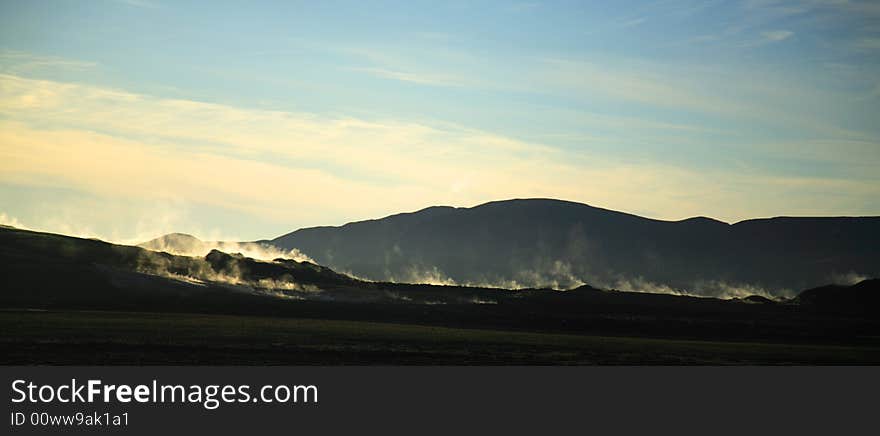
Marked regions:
[2,213,862,303]
[507,260,585,290]
[608,276,688,296]
[254,278,320,293]
[830,271,869,286]
[461,264,584,290]
[140,234,315,263]
[467,297,498,305]
[0,212,29,230]
[132,240,805,302]
[380,255,793,300]
[388,265,459,286]
[335,268,375,282]
[386,260,587,290]
[690,280,790,300]
[600,275,790,300]
[384,291,413,302]
[131,249,321,300]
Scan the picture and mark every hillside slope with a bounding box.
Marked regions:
[3,226,879,348]
[271,198,880,296]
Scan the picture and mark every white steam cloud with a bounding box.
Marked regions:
[385,259,587,290]
[600,276,790,300]
[830,271,869,286]
[0,212,30,230]
[608,276,687,296]
[388,262,791,300]
[132,249,322,300]
[139,234,315,263]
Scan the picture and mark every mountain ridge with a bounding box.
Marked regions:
[285,198,880,231]
[4,224,880,365]
[269,198,880,296]
[4,225,877,308]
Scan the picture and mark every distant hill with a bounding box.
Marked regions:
[0,226,564,308]
[271,198,880,297]
[797,279,880,316]
[4,225,880,347]
[140,232,212,254]
[0,227,343,308]
[140,232,313,262]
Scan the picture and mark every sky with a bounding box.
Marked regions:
[0,0,878,242]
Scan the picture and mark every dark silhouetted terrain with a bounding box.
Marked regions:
[271,199,880,296]
[1,226,879,364]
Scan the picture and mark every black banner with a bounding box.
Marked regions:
[2,367,877,435]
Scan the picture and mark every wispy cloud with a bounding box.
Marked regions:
[743,0,880,17]
[854,37,880,51]
[0,50,96,74]
[111,0,160,8]
[507,2,541,13]
[761,29,794,42]
[0,212,29,230]
[538,58,732,114]
[1,72,877,241]
[736,29,795,47]
[621,17,647,27]
[534,56,871,140]
[346,66,469,87]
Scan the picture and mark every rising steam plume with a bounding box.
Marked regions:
[138,232,314,263]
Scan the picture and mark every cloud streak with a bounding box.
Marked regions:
[761,30,794,42]
[1,72,878,241]
[0,50,96,74]
[347,66,469,87]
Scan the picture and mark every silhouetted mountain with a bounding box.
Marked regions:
[739,295,778,305]
[139,232,311,262]
[204,249,356,287]
[0,226,572,307]
[0,227,356,304]
[5,226,880,351]
[271,198,880,297]
[140,232,211,253]
[796,279,880,315]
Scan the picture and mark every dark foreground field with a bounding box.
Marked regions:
[3,310,880,365]
[2,227,879,365]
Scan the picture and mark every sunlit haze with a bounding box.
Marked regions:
[1,0,879,242]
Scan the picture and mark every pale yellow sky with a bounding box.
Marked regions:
[2,72,877,242]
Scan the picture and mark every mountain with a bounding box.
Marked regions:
[797,279,880,316]
[0,226,350,311]
[271,198,880,297]
[0,226,558,308]
[140,232,212,254]
[4,225,880,351]
[140,232,312,262]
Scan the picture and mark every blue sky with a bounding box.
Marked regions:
[1,0,878,241]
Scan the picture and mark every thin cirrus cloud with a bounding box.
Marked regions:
[0,50,96,74]
[345,66,470,87]
[736,30,795,47]
[1,71,877,242]
[111,0,160,8]
[761,30,794,42]
[1,0,879,241]
[854,38,880,51]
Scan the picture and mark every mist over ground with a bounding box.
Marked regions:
[270,199,879,298]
